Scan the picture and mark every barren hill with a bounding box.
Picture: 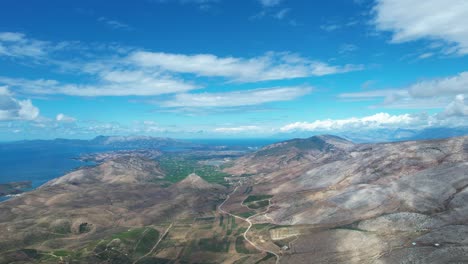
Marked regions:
[45,156,165,186]
[0,157,226,257]
[1,135,468,263]
[173,173,226,191]
[224,135,355,175]
[223,135,468,263]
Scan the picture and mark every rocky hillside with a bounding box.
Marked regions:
[224,135,355,175]
[223,135,468,263]
[45,156,165,185]
[0,156,226,257]
[1,135,468,263]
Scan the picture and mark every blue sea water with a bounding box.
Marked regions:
[0,138,280,202]
[0,145,104,188]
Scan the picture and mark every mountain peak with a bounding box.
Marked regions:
[256,134,353,156]
[308,134,354,148]
[175,173,225,190]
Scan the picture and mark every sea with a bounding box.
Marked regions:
[0,138,281,202]
[0,145,105,190]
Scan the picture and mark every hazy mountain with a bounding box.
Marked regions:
[1,135,200,150]
[274,127,468,143]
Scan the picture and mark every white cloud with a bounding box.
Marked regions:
[214,125,261,133]
[274,8,290,19]
[408,71,468,97]
[372,0,468,55]
[320,19,359,32]
[418,52,434,59]
[0,71,198,97]
[56,113,76,122]
[441,94,468,117]
[98,17,133,31]
[320,24,341,32]
[160,86,312,107]
[128,51,363,82]
[280,112,416,132]
[0,32,24,42]
[0,86,11,96]
[0,33,362,99]
[0,32,51,58]
[0,33,361,97]
[259,0,283,7]
[0,87,39,121]
[339,43,358,54]
[339,89,408,100]
[339,72,468,109]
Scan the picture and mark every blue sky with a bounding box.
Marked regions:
[0,0,467,140]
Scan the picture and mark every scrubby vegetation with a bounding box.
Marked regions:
[255,252,276,263]
[235,236,259,254]
[158,156,230,185]
[198,236,230,252]
[246,200,270,209]
[242,195,273,204]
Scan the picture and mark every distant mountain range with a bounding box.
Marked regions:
[0,135,202,150]
[275,126,468,143]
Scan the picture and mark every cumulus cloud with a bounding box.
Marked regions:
[372,0,468,55]
[160,86,312,108]
[128,51,363,82]
[0,87,39,121]
[280,112,416,132]
[56,113,76,122]
[441,94,468,117]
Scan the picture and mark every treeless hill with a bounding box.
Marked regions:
[223,135,468,263]
[0,157,225,255]
[172,173,226,191]
[2,136,468,263]
[45,156,165,186]
[224,135,355,175]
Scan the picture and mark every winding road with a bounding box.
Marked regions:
[133,223,174,264]
[218,185,281,264]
